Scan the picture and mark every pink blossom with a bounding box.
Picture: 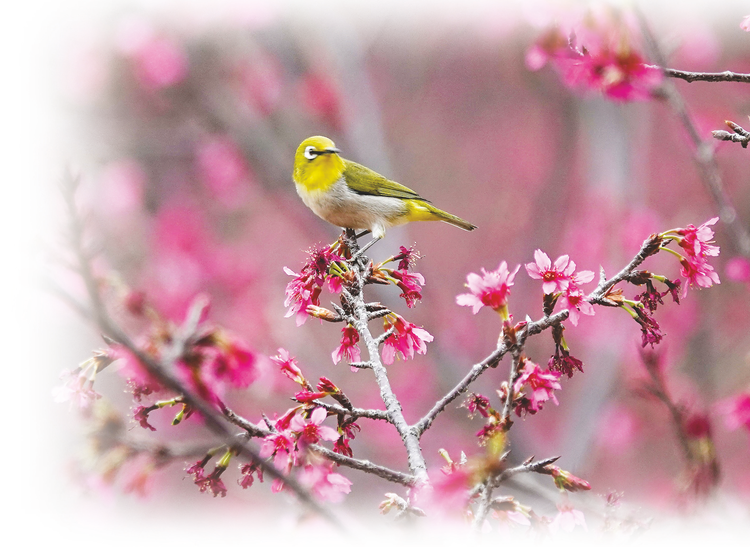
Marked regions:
[52,367,101,412]
[716,392,750,432]
[550,504,587,532]
[390,269,425,308]
[463,393,492,418]
[133,405,156,431]
[270,348,305,384]
[393,245,421,270]
[194,468,227,498]
[530,13,662,102]
[238,462,264,489]
[513,359,562,415]
[525,250,576,294]
[289,407,338,447]
[632,306,664,348]
[678,217,720,260]
[259,430,296,468]
[284,245,343,326]
[557,287,595,326]
[333,436,353,457]
[298,463,352,503]
[381,314,434,365]
[679,257,720,297]
[456,261,520,315]
[331,325,361,364]
[741,15,750,32]
[548,347,584,378]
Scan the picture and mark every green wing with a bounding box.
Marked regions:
[343,160,431,203]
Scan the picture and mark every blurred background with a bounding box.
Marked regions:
[9,0,750,540]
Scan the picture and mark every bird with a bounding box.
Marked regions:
[292,136,476,257]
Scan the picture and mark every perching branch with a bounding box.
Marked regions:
[342,229,429,482]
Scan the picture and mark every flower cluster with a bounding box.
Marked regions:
[511,359,562,417]
[527,10,662,101]
[284,244,346,326]
[672,217,721,297]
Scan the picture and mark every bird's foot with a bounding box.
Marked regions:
[349,236,380,264]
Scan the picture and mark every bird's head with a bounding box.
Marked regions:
[293,136,345,192]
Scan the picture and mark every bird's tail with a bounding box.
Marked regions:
[405,201,477,231]
[426,204,477,232]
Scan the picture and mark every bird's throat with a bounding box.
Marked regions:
[295,154,345,193]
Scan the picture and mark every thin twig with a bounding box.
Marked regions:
[655,66,750,84]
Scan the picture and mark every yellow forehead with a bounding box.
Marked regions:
[297,136,336,153]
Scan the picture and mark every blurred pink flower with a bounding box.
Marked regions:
[206,334,258,389]
[299,73,344,129]
[529,12,662,101]
[99,159,146,216]
[298,463,352,503]
[238,54,284,116]
[716,392,750,432]
[456,261,520,315]
[52,367,101,412]
[331,324,361,364]
[725,256,750,283]
[741,15,750,32]
[131,34,189,90]
[196,136,253,207]
[238,462,264,489]
[133,405,156,431]
[550,504,587,532]
[381,314,434,365]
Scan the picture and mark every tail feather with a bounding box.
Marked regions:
[431,208,477,232]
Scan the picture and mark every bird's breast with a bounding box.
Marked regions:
[296,177,408,233]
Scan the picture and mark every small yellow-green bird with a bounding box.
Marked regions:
[293,136,476,253]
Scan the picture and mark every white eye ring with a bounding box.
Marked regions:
[304,146,318,160]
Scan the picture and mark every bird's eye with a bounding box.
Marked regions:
[304,146,318,160]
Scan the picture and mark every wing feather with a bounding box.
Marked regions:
[343,161,431,203]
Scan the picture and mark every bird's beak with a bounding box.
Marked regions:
[321,147,340,155]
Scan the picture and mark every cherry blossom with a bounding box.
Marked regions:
[456,261,520,317]
[289,407,338,448]
[331,325,361,364]
[381,314,434,365]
